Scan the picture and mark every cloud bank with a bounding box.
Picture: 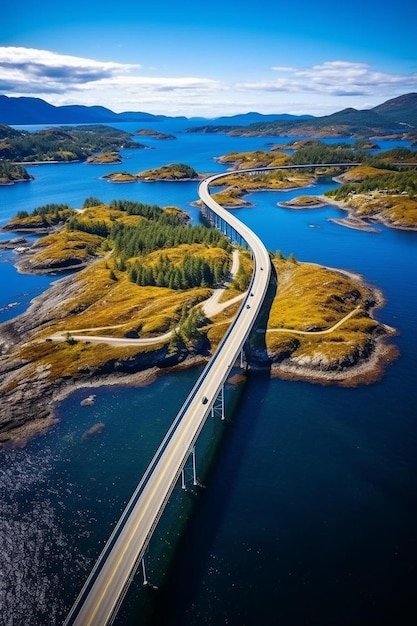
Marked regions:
[0,47,415,116]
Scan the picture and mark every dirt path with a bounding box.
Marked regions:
[267,306,361,335]
[47,255,361,348]
[48,250,245,346]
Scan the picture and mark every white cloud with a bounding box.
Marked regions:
[0,46,223,115]
[247,61,417,97]
[0,48,415,116]
[0,47,139,92]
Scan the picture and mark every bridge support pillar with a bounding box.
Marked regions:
[141,557,148,586]
[211,385,225,420]
[240,348,245,369]
[181,447,198,489]
[192,446,198,486]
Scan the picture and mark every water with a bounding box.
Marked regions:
[0,123,416,625]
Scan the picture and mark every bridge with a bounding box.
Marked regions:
[64,163,356,625]
[64,170,271,626]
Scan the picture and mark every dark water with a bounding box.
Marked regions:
[0,124,416,625]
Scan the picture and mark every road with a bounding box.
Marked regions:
[64,175,271,626]
[50,251,243,347]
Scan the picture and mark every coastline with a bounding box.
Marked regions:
[1,325,397,447]
[270,338,399,387]
[0,258,398,447]
[316,193,417,232]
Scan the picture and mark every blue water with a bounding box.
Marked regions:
[0,123,416,626]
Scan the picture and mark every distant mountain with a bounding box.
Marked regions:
[202,111,314,125]
[0,95,179,125]
[220,94,417,137]
[0,93,416,135]
[371,93,417,127]
[0,95,313,126]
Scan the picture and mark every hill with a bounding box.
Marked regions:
[191,94,417,137]
[0,95,178,125]
[1,93,417,136]
[371,93,417,127]
[0,95,314,127]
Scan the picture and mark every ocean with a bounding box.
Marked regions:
[0,121,416,625]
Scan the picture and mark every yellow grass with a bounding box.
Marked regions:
[217,150,290,168]
[347,193,417,227]
[46,260,210,336]
[18,339,160,379]
[341,165,393,182]
[259,258,382,361]
[30,230,104,263]
[144,243,230,267]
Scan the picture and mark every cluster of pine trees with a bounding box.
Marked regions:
[14,203,75,225]
[68,216,110,238]
[64,198,232,290]
[129,253,229,290]
[111,216,230,258]
[108,199,164,220]
[290,142,360,165]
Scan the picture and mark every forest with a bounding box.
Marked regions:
[0,161,33,184]
[0,124,142,163]
[5,197,233,290]
[109,203,231,289]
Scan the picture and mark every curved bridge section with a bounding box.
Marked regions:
[64,172,271,626]
[65,163,358,625]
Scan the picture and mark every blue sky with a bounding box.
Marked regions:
[1,0,416,117]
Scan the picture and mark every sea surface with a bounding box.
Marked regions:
[0,121,416,626]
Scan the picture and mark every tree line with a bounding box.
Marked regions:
[110,214,230,258]
[0,125,139,163]
[14,203,75,225]
[129,252,230,290]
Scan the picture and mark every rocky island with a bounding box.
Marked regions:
[134,128,176,140]
[103,163,200,183]
[0,195,398,447]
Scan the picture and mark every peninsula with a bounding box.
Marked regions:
[0,196,397,446]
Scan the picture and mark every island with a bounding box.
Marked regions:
[134,128,176,140]
[203,143,417,230]
[322,162,417,231]
[0,161,33,185]
[86,151,123,164]
[103,163,200,183]
[0,195,397,446]
[0,124,146,169]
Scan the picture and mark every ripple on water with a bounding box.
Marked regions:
[0,448,91,626]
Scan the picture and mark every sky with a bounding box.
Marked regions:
[1,0,416,118]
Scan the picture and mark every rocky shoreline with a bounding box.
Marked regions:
[0,261,398,448]
[318,193,417,232]
[269,338,399,387]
